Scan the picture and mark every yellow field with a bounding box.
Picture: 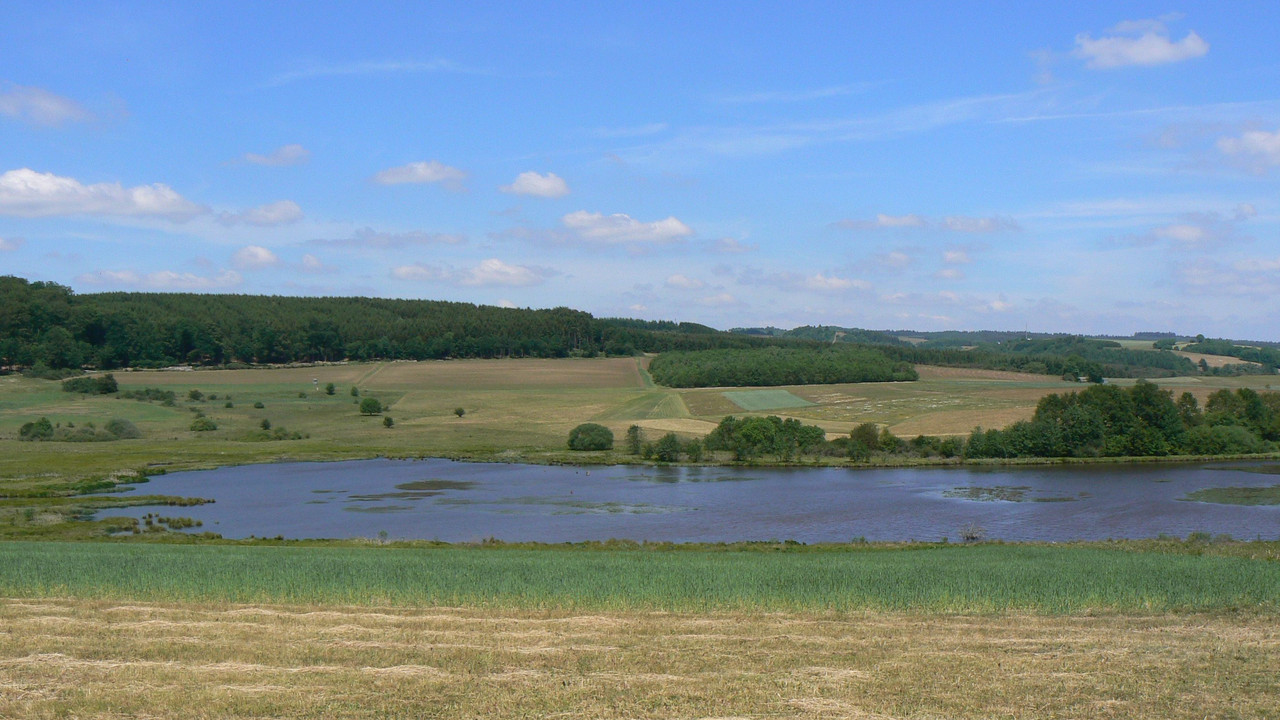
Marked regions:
[2,598,1275,719]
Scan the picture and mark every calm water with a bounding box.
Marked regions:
[112,459,1280,543]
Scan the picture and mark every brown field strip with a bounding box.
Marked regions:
[1,598,1276,719]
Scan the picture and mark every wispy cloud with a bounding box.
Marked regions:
[836,213,1019,233]
[267,59,482,86]
[241,144,310,167]
[1217,129,1280,174]
[0,83,92,126]
[391,258,551,287]
[218,200,304,227]
[713,83,877,104]
[0,236,22,251]
[77,269,243,290]
[313,227,466,249]
[615,89,1052,164]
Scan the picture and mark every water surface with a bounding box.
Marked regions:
[114,459,1280,543]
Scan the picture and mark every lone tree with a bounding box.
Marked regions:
[325,383,336,395]
[383,416,394,428]
[568,423,614,451]
[453,407,465,418]
[625,425,643,454]
[359,397,383,415]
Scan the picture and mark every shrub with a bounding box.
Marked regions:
[253,401,265,409]
[325,383,336,395]
[567,422,614,451]
[188,389,204,401]
[359,397,383,415]
[453,407,466,418]
[350,387,360,397]
[61,374,118,394]
[626,425,643,455]
[383,416,394,428]
[19,417,54,441]
[260,419,272,430]
[104,418,141,439]
[190,417,218,432]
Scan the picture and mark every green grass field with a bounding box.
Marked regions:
[722,388,815,411]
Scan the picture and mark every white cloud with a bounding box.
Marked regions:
[500,171,570,198]
[301,254,325,272]
[943,250,971,264]
[497,299,518,309]
[390,264,446,282]
[628,303,648,312]
[0,83,91,126]
[0,168,206,220]
[0,237,21,251]
[77,269,242,290]
[1131,209,1251,250]
[1216,129,1280,173]
[219,200,303,227]
[458,258,545,287]
[243,144,310,167]
[1073,19,1208,69]
[373,160,467,189]
[935,268,964,280]
[561,210,693,245]
[232,245,280,269]
[665,274,704,290]
[314,227,465,248]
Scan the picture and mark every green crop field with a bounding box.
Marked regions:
[2,541,1278,613]
[722,388,816,411]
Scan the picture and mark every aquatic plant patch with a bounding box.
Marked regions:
[1181,485,1280,506]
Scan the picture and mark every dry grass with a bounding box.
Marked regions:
[0,597,1276,719]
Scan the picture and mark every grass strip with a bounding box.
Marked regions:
[1,541,1277,613]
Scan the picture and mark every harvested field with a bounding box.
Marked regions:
[1174,350,1262,369]
[1,598,1276,719]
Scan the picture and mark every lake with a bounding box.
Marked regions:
[112,459,1280,543]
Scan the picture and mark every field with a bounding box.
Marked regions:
[4,359,1280,716]
[2,541,1280,718]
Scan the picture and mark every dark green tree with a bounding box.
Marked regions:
[567,422,614,450]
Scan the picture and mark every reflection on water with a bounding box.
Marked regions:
[111,459,1280,543]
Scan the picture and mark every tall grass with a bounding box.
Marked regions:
[2,542,1277,613]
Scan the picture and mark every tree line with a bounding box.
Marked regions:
[0,276,795,370]
[965,382,1279,459]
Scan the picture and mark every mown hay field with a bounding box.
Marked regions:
[2,597,1277,720]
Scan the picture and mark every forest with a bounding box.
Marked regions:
[0,276,791,370]
[647,346,918,387]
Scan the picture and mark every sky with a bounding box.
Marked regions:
[2,2,1279,340]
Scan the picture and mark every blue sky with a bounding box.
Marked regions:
[2,3,1279,339]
